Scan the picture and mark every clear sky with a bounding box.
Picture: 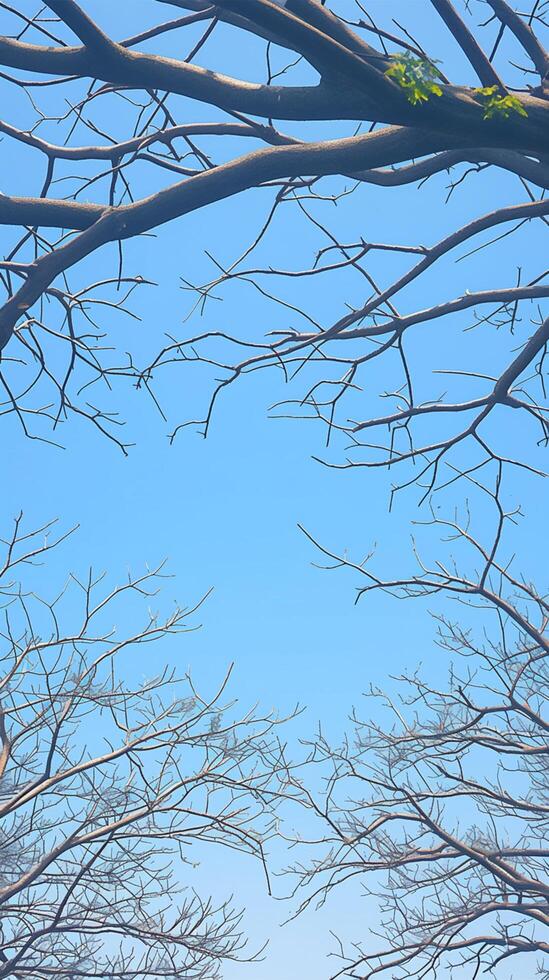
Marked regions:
[1,3,547,977]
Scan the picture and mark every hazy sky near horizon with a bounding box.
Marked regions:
[2,2,547,976]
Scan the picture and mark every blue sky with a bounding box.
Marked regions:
[1,2,548,976]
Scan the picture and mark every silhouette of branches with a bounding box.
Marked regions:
[0,513,291,979]
[0,0,546,489]
[288,468,549,977]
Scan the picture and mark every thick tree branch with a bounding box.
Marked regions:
[431,0,503,87]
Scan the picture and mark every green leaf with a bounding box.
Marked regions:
[385,54,444,107]
[474,86,528,120]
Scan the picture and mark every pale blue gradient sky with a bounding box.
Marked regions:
[1,3,547,976]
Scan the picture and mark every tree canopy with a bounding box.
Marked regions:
[0,0,547,479]
[0,2,548,978]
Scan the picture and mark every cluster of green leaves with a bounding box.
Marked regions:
[474,85,528,120]
[385,53,443,105]
[384,56,528,123]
